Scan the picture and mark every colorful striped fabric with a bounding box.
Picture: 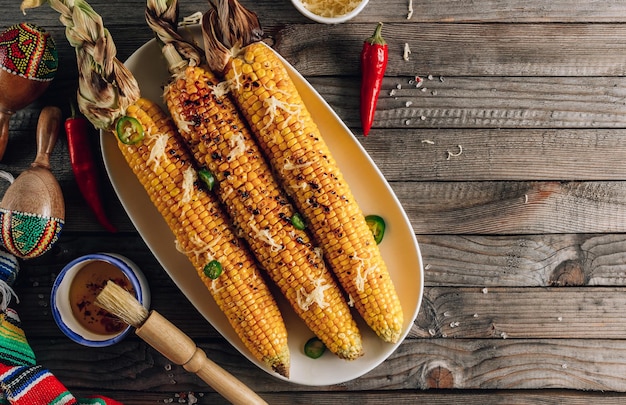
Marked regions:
[0,364,75,405]
[0,309,123,405]
[0,249,122,405]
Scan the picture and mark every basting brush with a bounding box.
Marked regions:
[95,280,269,405]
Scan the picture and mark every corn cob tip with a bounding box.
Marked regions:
[336,337,364,360]
[381,329,401,344]
[268,345,290,378]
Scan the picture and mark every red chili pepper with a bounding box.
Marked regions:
[65,102,117,233]
[360,22,388,136]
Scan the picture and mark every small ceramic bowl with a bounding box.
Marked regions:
[290,0,369,24]
[51,253,150,347]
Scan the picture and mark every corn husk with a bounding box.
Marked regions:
[21,0,140,130]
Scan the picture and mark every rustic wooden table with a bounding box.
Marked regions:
[2,0,626,403]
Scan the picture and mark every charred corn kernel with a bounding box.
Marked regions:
[227,43,404,343]
[118,98,290,376]
[164,65,363,360]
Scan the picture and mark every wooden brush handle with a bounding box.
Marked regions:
[136,311,268,405]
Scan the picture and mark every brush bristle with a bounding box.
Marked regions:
[95,280,149,328]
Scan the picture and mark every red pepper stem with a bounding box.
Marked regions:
[69,99,77,119]
[366,22,386,46]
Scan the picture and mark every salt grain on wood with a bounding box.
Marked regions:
[446,145,463,160]
[403,43,411,61]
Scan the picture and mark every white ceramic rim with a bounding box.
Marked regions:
[51,252,150,347]
[290,0,369,24]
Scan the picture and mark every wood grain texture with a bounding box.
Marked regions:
[57,390,626,405]
[393,181,626,234]
[32,337,626,393]
[288,75,626,132]
[14,0,626,26]
[419,234,626,287]
[414,287,626,339]
[359,128,626,181]
[272,24,626,76]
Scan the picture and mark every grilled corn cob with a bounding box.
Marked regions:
[203,0,404,343]
[163,64,362,360]
[120,98,290,376]
[20,0,290,376]
[147,0,363,358]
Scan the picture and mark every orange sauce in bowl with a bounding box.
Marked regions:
[69,260,135,336]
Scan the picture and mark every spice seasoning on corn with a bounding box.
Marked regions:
[146,0,363,360]
[203,0,404,343]
[121,98,290,376]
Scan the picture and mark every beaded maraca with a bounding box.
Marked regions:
[0,106,64,259]
[0,22,58,160]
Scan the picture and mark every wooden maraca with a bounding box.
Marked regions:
[0,106,65,259]
[0,22,58,160]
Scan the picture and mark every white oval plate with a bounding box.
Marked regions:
[100,26,423,386]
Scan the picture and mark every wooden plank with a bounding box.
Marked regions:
[364,0,626,23]
[33,337,626,392]
[393,181,626,234]
[414,286,626,339]
[264,390,626,405]
[262,76,626,131]
[274,24,626,77]
[14,0,626,27]
[360,76,626,129]
[373,339,626,391]
[418,234,626,287]
[68,389,626,405]
[358,128,626,181]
